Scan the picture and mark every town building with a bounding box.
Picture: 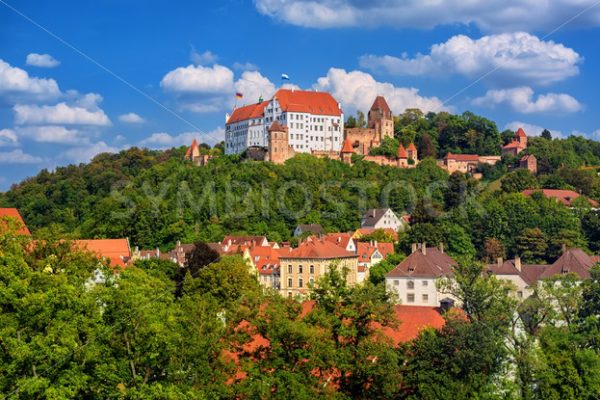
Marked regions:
[73,239,132,268]
[279,237,358,297]
[293,223,324,237]
[352,227,402,242]
[486,256,547,299]
[131,246,161,261]
[519,154,538,174]
[356,241,394,283]
[322,232,357,252]
[522,189,599,208]
[361,208,407,232]
[385,244,456,306]
[502,128,528,156]
[0,208,31,236]
[440,153,501,174]
[345,96,394,155]
[225,89,344,156]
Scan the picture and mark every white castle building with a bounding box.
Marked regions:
[224,89,344,155]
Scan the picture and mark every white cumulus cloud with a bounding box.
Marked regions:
[472,87,582,114]
[118,112,145,124]
[504,121,563,138]
[160,64,234,94]
[314,68,446,115]
[234,71,277,105]
[359,33,581,86]
[0,129,18,147]
[0,59,61,102]
[190,48,218,65]
[140,127,224,148]
[15,125,95,145]
[0,149,43,164]
[60,141,121,164]
[26,53,60,68]
[255,0,600,32]
[13,93,111,126]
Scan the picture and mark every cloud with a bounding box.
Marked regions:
[234,71,277,104]
[233,62,259,71]
[26,53,60,68]
[472,87,582,114]
[13,93,111,126]
[0,59,61,102]
[118,112,145,124]
[60,141,120,164]
[140,127,224,148]
[359,33,581,87]
[0,149,43,164]
[0,129,18,147]
[504,121,563,138]
[314,67,446,115]
[254,0,600,32]
[15,125,95,145]
[190,48,218,65]
[160,64,234,94]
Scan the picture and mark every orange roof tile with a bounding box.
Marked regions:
[502,140,524,149]
[516,127,527,137]
[274,89,342,116]
[341,137,354,153]
[382,305,446,344]
[73,239,131,268]
[444,152,480,162]
[184,138,199,158]
[387,247,456,278]
[0,208,31,235]
[397,144,407,158]
[370,96,392,116]
[407,142,417,152]
[227,101,269,124]
[522,189,599,207]
[323,233,354,250]
[281,239,356,260]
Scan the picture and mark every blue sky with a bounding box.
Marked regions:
[2,0,600,190]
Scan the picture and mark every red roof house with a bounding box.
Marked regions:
[522,189,599,207]
[0,208,31,236]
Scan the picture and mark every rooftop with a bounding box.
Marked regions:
[0,208,31,236]
[386,247,456,278]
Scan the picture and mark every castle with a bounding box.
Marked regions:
[345,96,395,155]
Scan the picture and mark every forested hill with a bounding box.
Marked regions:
[2,115,600,260]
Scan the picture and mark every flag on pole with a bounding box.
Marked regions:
[258,94,263,103]
[235,92,243,99]
[281,73,290,80]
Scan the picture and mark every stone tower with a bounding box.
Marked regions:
[341,137,354,165]
[368,96,394,141]
[268,121,290,164]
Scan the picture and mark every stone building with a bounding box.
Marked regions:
[345,96,394,155]
[502,127,528,156]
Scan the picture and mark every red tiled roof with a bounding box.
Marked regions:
[502,140,524,149]
[281,238,356,260]
[227,101,269,124]
[323,233,353,250]
[539,248,597,280]
[444,153,479,162]
[268,120,287,132]
[370,96,392,115]
[185,138,199,158]
[397,144,407,158]
[386,248,456,278]
[341,137,354,153]
[486,260,548,285]
[274,89,342,116]
[522,189,599,207]
[407,142,417,152]
[0,208,31,235]
[221,235,268,246]
[516,128,527,137]
[382,305,446,344]
[73,239,131,268]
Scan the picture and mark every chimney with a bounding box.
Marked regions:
[439,242,444,254]
[421,242,427,255]
[374,240,378,248]
[411,243,417,253]
[497,257,503,267]
[176,240,181,248]
[514,256,521,272]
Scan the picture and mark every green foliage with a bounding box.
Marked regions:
[501,169,538,193]
[369,253,405,285]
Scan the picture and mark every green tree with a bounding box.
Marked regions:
[541,129,552,140]
[501,169,538,193]
[515,228,548,263]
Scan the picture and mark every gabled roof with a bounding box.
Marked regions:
[73,239,131,268]
[386,248,456,278]
[502,140,525,149]
[362,208,396,227]
[486,260,548,285]
[356,241,394,263]
[184,139,199,158]
[370,96,392,115]
[539,248,597,280]
[397,144,407,158]
[296,223,323,235]
[221,235,268,247]
[323,232,354,250]
[382,305,446,344]
[444,153,480,162]
[0,208,31,235]
[516,128,527,138]
[522,189,599,207]
[268,120,287,132]
[227,101,269,124]
[407,142,417,152]
[274,89,342,116]
[341,137,354,153]
[280,239,356,260]
[520,154,536,162]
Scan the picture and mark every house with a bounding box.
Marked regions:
[522,189,599,208]
[361,208,406,232]
[131,246,161,261]
[502,128,528,156]
[165,241,197,266]
[279,237,359,297]
[352,227,400,242]
[538,248,598,280]
[221,235,269,249]
[440,153,500,174]
[248,245,285,290]
[519,154,537,174]
[486,256,547,299]
[385,243,456,306]
[322,232,356,252]
[0,208,31,236]
[356,241,395,283]
[73,239,132,268]
[225,89,344,156]
[294,223,323,237]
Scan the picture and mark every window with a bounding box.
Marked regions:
[288,292,292,298]
[298,278,303,288]
[309,278,314,285]
[407,280,415,289]
[407,294,415,303]
[422,294,429,303]
[298,265,303,274]
[288,278,293,287]
[422,280,428,287]
[288,265,292,274]
[394,280,399,286]
[517,291,523,298]
[309,265,314,274]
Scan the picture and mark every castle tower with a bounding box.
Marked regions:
[367,96,394,141]
[268,121,290,164]
[184,139,201,164]
[516,128,528,148]
[407,142,417,161]
[341,137,355,165]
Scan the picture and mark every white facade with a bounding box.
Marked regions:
[385,276,443,306]
[361,208,405,232]
[225,91,344,156]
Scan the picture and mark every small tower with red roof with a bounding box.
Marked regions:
[268,121,292,164]
[341,137,355,165]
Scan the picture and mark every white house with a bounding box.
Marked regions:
[385,244,456,306]
[361,208,406,232]
[225,88,344,155]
